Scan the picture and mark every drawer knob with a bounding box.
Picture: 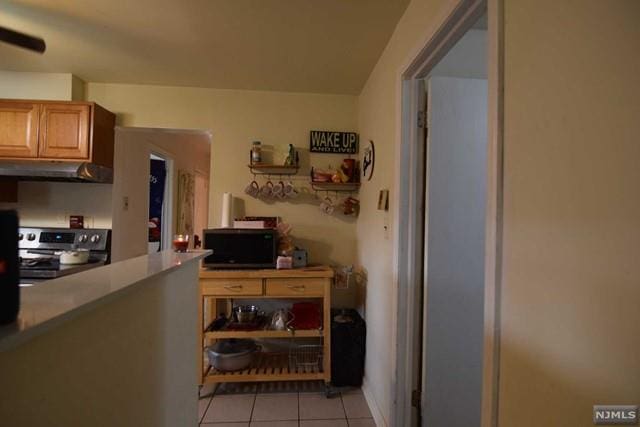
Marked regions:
[287,285,306,291]
[224,285,243,290]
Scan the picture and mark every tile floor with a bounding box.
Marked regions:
[199,381,375,426]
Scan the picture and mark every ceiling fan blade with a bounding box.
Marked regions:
[0,26,46,53]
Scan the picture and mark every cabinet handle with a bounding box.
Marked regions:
[287,285,306,291]
[224,285,243,290]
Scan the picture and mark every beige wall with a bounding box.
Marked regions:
[87,83,359,272]
[357,0,640,425]
[111,128,211,262]
[355,0,451,424]
[499,1,640,425]
[0,181,113,228]
[0,260,200,427]
[0,71,85,101]
[0,71,74,100]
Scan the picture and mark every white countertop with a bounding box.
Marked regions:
[0,250,210,352]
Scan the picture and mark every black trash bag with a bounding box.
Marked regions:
[331,308,366,387]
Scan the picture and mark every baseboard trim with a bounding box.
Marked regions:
[362,377,388,427]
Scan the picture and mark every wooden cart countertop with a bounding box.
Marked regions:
[199,265,334,279]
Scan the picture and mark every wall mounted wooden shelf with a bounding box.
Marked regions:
[310,181,361,192]
[248,163,300,175]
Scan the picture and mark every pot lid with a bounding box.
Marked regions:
[211,339,256,355]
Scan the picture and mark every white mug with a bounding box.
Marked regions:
[320,197,334,215]
[244,180,260,197]
[283,181,298,198]
[272,180,286,199]
[260,180,274,198]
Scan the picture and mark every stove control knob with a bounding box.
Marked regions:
[18,233,23,241]
[78,234,89,243]
[90,234,101,243]
[27,233,36,241]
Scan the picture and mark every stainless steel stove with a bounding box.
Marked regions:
[19,227,111,286]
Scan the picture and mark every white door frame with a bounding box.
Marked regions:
[392,1,504,426]
[150,146,175,252]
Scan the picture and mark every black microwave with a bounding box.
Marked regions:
[203,228,278,269]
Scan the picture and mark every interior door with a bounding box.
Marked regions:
[0,101,39,158]
[421,76,488,427]
[38,103,90,159]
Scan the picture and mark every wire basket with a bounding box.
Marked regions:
[288,344,323,373]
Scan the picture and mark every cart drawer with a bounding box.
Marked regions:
[201,279,263,296]
[265,278,326,297]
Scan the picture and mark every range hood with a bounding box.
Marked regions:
[0,160,113,183]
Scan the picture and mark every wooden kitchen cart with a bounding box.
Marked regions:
[198,266,334,387]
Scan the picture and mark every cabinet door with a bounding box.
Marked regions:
[0,101,39,158]
[39,103,90,159]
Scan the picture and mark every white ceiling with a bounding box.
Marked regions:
[0,0,410,95]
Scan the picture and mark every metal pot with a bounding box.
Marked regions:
[206,339,259,371]
[233,305,260,323]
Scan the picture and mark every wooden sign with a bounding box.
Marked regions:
[310,130,358,154]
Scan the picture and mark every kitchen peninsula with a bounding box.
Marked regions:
[0,249,209,427]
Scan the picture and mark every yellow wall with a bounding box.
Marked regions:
[111,128,211,262]
[86,83,359,273]
[0,181,113,228]
[0,71,74,100]
[355,0,452,424]
[357,0,640,425]
[0,260,200,427]
[499,1,640,425]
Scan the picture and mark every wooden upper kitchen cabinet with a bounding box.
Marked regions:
[38,103,90,160]
[0,101,40,158]
[0,99,116,167]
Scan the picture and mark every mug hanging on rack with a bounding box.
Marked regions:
[273,180,286,199]
[320,196,335,215]
[342,196,360,216]
[245,179,260,198]
[260,180,274,198]
[284,180,298,198]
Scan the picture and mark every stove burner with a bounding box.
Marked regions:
[20,257,58,269]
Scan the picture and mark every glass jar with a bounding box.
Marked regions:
[251,141,262,163]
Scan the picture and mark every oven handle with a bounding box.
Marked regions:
[27,249,62,257]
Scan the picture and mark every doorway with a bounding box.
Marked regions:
[149,152,174,253]
[394,1,503,426]
[111,127,210,262]
[421,75,488,427]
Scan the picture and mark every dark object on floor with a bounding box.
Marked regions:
[331,308,366,387]
[0,210,19,324]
